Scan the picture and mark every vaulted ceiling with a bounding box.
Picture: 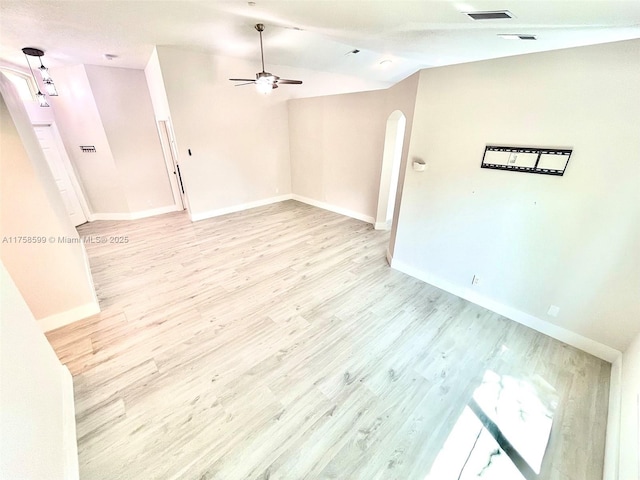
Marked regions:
[1,0,639,89]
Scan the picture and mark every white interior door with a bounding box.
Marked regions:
[33,125,88,226]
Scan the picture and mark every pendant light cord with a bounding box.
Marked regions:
[23,53,42,93]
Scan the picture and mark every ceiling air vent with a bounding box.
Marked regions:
[465,10,514,20]
[498,34,537,40]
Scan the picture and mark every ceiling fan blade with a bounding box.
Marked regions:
[233,82,256,87]
[277,79,303,84]
[229,78,256,82]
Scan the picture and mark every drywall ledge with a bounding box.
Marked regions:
[1,262,80,480]
[61,365,80,480]
[391,258,621,363]
[603,355,622,480]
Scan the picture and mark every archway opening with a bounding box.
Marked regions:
[375,110,406,230]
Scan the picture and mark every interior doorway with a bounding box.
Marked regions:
[157,119,187,211]
[33,124,89,227]
[375,110,406,230]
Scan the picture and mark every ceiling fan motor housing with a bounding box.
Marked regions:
[257,71,278,82]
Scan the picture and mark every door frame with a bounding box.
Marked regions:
[156,118,187,211]
[33,122,91,224]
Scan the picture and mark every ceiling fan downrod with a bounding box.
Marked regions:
[255,23,266,73]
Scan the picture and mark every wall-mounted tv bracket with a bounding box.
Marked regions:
[481,145,572,176]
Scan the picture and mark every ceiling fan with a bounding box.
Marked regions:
[229,23,303,93]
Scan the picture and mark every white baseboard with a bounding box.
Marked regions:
[61,365,79,480]
[38,301,100,333]
[603,355,622,480]
[189,194,376,225]
[385,247,393,266]
[88,204,181,222]
[291,194,375,224]
[87,212,131,221]
[189,195,293,222]
[374,220,392,230]
[391,259,621,363]
[130,205,181,220]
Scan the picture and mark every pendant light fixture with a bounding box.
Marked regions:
[38,56,58,96]
[22,47,58,107]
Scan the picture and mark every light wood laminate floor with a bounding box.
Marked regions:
[46,200,610,480]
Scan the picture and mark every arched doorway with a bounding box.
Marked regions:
[375,110,406,230]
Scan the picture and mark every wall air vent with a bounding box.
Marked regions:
[465,10,514,20]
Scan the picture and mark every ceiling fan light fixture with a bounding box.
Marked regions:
[256,81,273,94]
[255,75,274,94]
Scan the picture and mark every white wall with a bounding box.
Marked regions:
[85,65,174,212]
[49,64,176,217]
[392,39,640,353]
[0,261,78,479]
[288,73,420,222]
[49,65,129,214]
[620,331,640,479]
[155,47,293,217]
[144,48,172,120]
[0,73,99,325]
[24,96,56,124]
[289,90,385,219]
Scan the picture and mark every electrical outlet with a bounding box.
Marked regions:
[547,305,560,317]
[472,275,480,286]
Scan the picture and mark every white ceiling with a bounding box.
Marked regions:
[1,0,639,88]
